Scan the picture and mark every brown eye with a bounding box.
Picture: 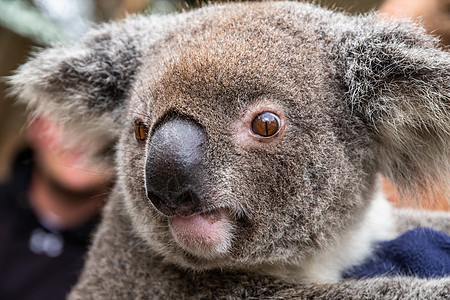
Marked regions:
[134,119,148,143]
[251,112,280,137]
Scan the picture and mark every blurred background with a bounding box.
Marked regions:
[0,0,448,207]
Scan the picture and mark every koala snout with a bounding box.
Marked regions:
[145,118,208,216]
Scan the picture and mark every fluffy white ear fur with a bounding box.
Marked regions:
[7,15,174,161]
[8,40,137,159]
[337,18,450,200]
[9,42,137,135]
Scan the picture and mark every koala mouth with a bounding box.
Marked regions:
[169,208,234,258]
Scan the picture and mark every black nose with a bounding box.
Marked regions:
[145,118,207,216]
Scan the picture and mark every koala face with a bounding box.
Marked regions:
[11,1,449,274]
[118,5,377,270]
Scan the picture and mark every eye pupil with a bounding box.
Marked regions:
[251,112,280,137]
[134,119,148,143]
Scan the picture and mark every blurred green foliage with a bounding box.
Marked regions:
[0,0,68,45]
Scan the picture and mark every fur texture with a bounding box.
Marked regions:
[9,1,450,299]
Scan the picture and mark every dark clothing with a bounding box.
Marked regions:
[0,150,98,300]
[344,227,450,279]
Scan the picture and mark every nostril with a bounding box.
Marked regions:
[175,191,200,212]
[147,191,166,211]
[147,190,201,216]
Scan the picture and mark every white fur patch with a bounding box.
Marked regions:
[263,190,398,283]
[299,191,397,283]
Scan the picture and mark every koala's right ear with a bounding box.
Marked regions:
[9,20,143,153]
[335,17,450,197]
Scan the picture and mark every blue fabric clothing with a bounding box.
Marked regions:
[343,227,450,279]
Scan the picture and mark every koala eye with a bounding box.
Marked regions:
[251,112,280,138]
[134,119,148,143]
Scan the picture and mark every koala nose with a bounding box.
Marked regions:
[145,118,208,216]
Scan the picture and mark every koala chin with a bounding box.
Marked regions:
[10,1,450,299]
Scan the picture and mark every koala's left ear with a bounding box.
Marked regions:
[9,19,144,154]
[336,17,450,195]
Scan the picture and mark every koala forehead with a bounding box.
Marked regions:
[131,2,335,127]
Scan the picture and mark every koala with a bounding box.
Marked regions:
[10,1,450,299]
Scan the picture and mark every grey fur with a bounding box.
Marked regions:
[9,1,450,299]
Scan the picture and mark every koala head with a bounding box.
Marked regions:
[11,2,449,272]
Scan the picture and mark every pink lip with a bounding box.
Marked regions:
[169,209,233,257]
